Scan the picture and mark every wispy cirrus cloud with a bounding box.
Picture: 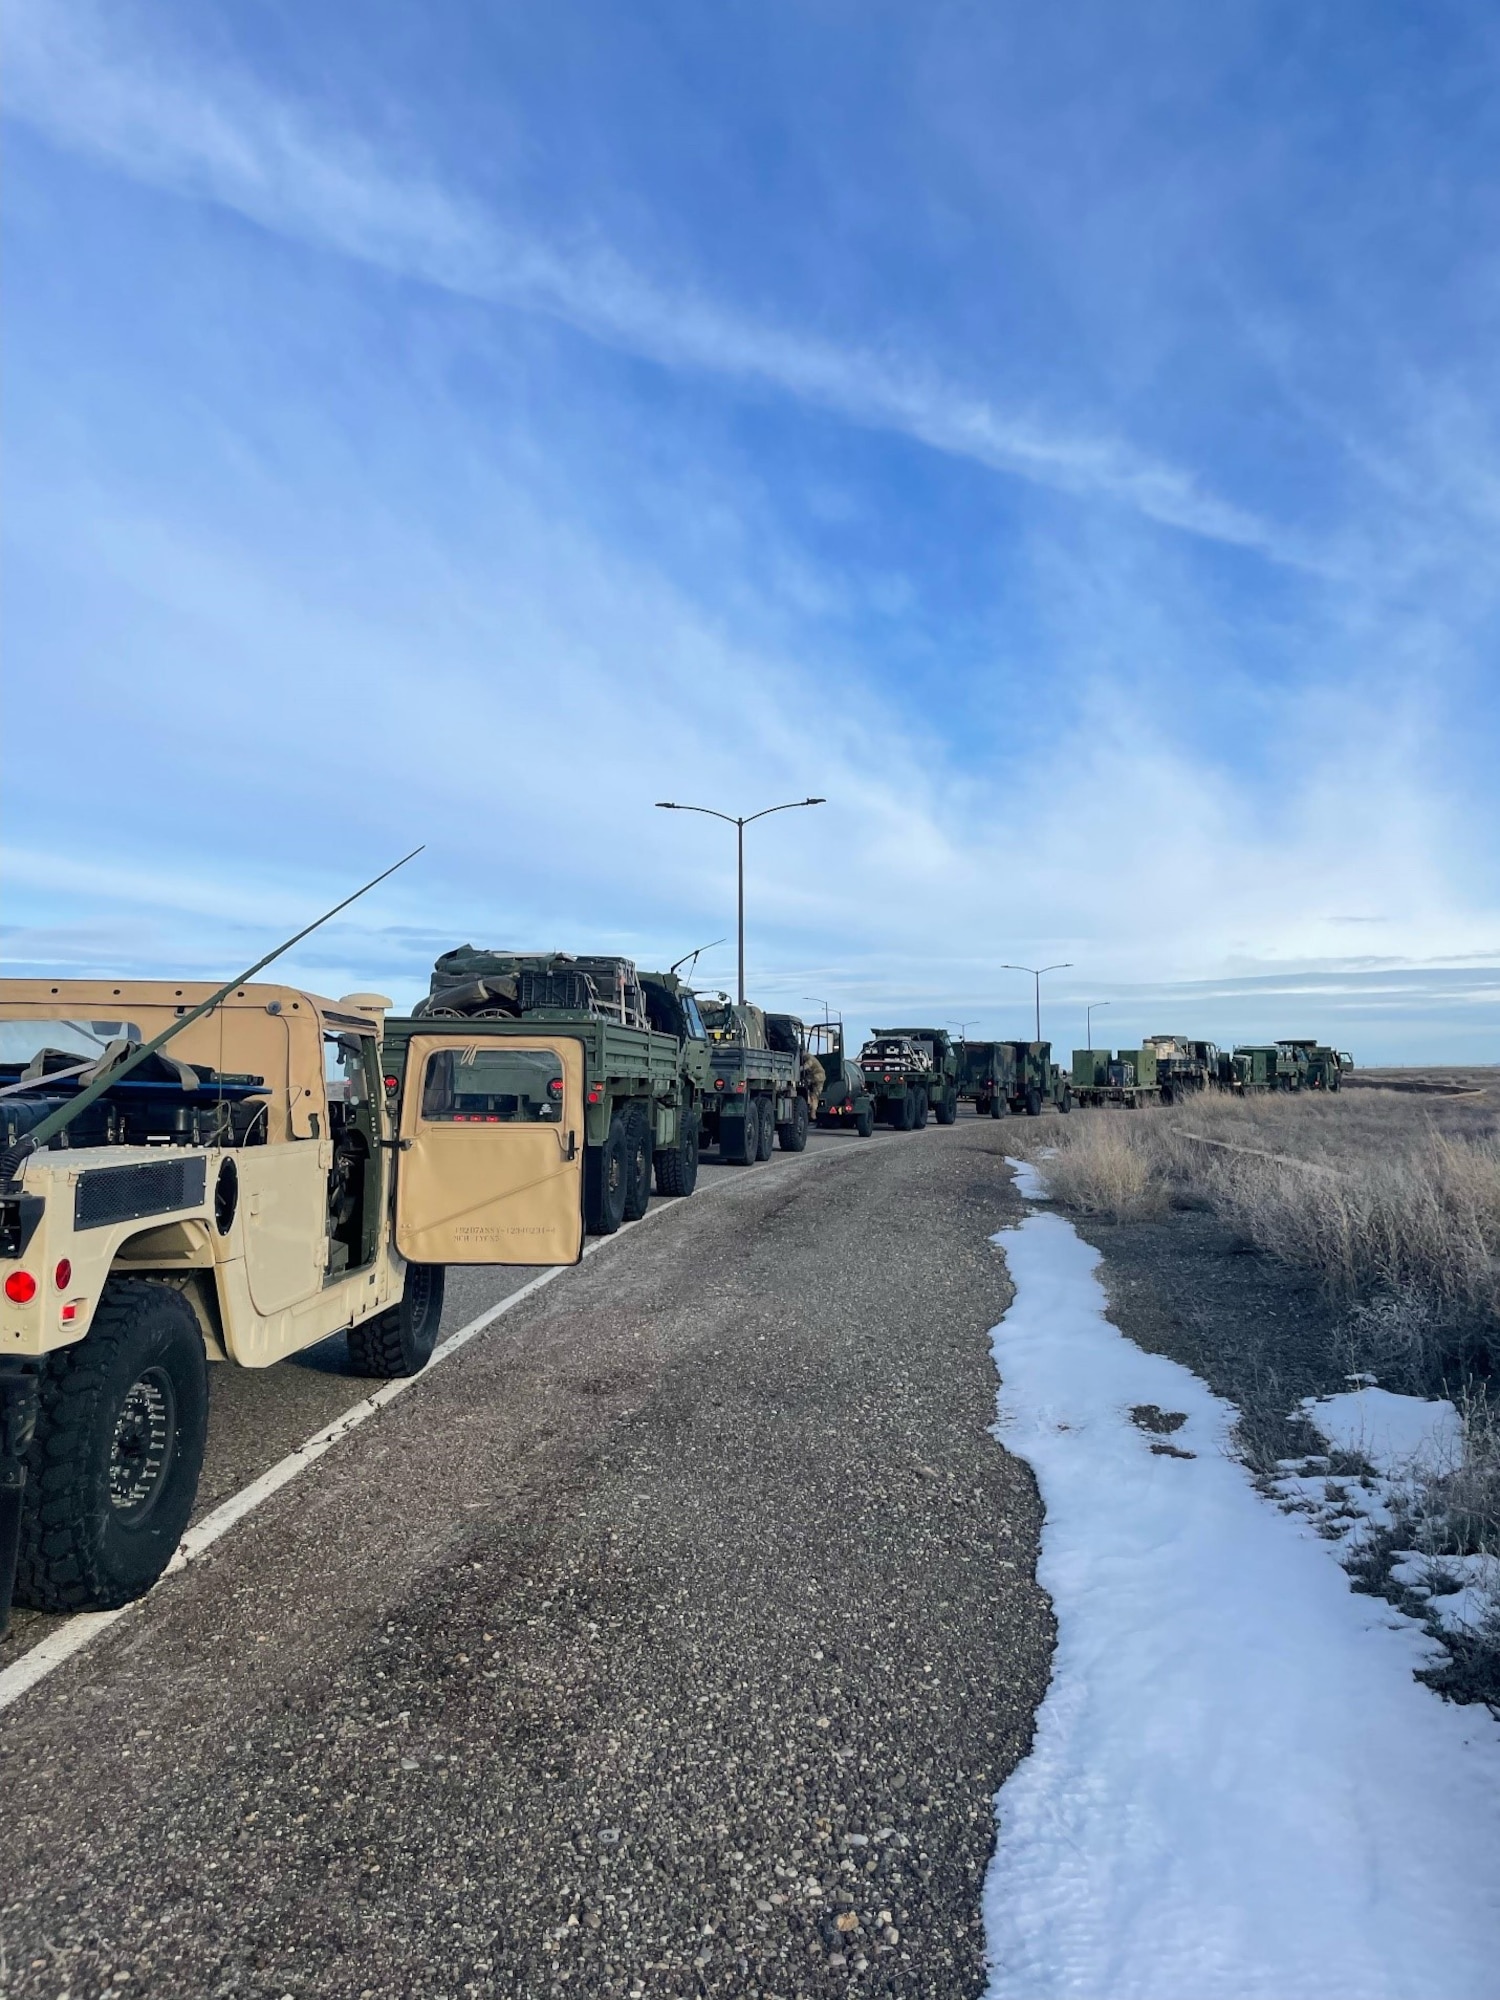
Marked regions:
[1,0,1301,565]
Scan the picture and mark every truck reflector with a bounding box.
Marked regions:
[5,1271,36,1304]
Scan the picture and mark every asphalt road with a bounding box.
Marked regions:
[0,1120,1053,2000]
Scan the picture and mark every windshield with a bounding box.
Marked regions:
[681,994,707,1041]
[420,1046,565,1123]
[0,1019,143,1068]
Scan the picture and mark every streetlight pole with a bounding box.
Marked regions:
[655,796,825,1004]
[1001,962,1073,1043]
[1086,1000,1110,1048]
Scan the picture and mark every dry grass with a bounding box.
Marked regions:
[1023,1089,1500,1379]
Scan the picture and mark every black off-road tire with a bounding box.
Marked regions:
[778,1097,810,1152]
[655,1113,701,1197]
[855,1104,875,1138]
[1025,1086,1043,1117]
[16,1279,209,1613]
[913,1090,930,1130]
[585,1116,631,1232]
[1058,1085,1073,1114]
[347,1262,445,1379]
[889,1091,913,1132]
[936,1087,957,1126]
[989,1095,1005,1119]
[622,1106,653,1222]
[755,1098,776,1160]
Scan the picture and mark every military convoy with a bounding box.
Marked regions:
[0,885,1360,1632]
[1075,1034,1356,1104]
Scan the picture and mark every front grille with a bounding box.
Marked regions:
[74,1158,208,1231]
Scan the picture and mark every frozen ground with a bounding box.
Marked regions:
[981,1159,1500,2000]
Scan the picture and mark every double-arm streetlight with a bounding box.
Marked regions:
[655,796,825,1003]
[1002,962,1073,1043]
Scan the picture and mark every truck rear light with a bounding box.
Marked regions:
[60,1302,78,1323]
[55,1258,72,1289]
[714,1078,724,1090]
[587,1084,603,1104]
[5,1271,37,1304]
[548,1077,564,1097]
[384,1075,399,1093]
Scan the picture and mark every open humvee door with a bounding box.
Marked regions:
[394,1033,586,1265]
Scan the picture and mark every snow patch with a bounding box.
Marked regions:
[981,1166,1500,2000]
[1302,1386,1463,1474]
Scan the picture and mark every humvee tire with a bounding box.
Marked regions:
[655,1113,700,1197]
[936,1087,957,1125]
[16,1279,209,1613]
[722,1108,756,1165]
[755,1098,776,1160]
[913,1090,930,1130]
[778,1098,810,1153]
[856,1104,874,1138]
[622,1106,653,1222]
[1025,1086,1043,1117]
[586,1116,631,1231]
[348,1261,445,1379]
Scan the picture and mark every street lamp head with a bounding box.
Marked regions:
[654,801,679,809]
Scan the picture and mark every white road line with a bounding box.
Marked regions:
[0,1138,880,1712]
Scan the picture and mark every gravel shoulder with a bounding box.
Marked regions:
[0,1125,1050,2000]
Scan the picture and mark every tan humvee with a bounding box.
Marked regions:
[0,978,588,1616]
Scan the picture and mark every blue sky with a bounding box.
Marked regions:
[3,0,1498,1061]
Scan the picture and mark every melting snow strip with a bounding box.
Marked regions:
[981,1159,1500,2000]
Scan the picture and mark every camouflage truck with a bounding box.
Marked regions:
[1142,1034,1224,1102]
[1071,1046,1162,1109]
[1003,1041,1073,1116]
[956,1040,1018,1117]
[1277,1039,1351,1092]
[0,974,587,1623]
[691,994,807,1163]
[806,1021,875,1137]
[404,949,708,1231]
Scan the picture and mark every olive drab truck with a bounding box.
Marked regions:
[692,994,808,1163]
[1277,1039,1350,1092]
[0,974,581,1626]
[858,1029,956,1130]
[1142,1035,1224,1101]
[402,948,707,1235]
[1003,1041,1072,1116]
[806,1021,875,1137]
[956,1040,1018,1117]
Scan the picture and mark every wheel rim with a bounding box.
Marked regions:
[109,1366,178,1526]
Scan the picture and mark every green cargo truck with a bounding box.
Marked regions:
[1072,1046,1162,1109]
[402,948,707,1235]
[807,1021,875,1137]
[694,994,807,1163]
[956,1039,1018,1117]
